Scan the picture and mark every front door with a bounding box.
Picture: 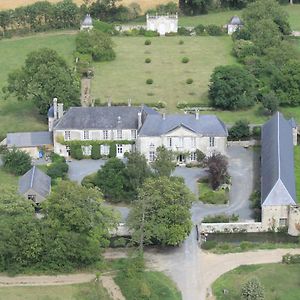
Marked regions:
[178,154,185,163]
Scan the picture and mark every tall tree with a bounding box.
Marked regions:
[4,48,80,115]
[152,146,176,177]
[128,177,194,249]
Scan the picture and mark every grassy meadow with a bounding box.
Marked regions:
[212,263,300,300]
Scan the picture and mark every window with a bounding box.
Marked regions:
[100,144,110,156]
[209,137,215,147]
[279,218,287,227]
[28,195,36,202]
[149,151,155,162]
[83,130,90,140]
[64,131,71,141]
[117,144,123,154]
[82,145,92,156]
[167,137,172,147]
[149,143,155,149]
[103,130,108,140]
[131,130,137,139]
[190,152,197,161]
[66,146,71,156]
[191,137,196,147]
[117,129,122,140]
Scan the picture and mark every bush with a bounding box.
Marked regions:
[229,120,251,140]
[201,240,217,250]
[176,101,188,109]
[241,278,264,300]
[144,30,159,37]
[50,152,65,163]
[252,126,261,139]
[182,57,189,63]
[186,78,193,84]
[144,39,151,45]
[194,24,206,35]
[47,161,69,180]
[93,20,116,34]
[206,24,224,36]
[81,173,97,188]
[70,145,83,160]
[91,144,101,160]
[282,254,300,264]
[2,148,32,176]
[145,58,151,63]
[233,39,257,63]
[178,27,191,36]
[179,40,184,45]
[146,78,153,84]
[202,214,239,223]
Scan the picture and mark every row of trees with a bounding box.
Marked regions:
[209,0,300,113]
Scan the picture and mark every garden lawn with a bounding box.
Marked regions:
[0,33,76,138]
[199,182,228,204]
[92,36,236,111]
[0,282,111,300]
[212,263,300,300]
[295,146,300,204]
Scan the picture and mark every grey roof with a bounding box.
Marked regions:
[82,14,93,26]
[261,112,296,206]
[229,16,243,25]
[54,106,158,130]
[138,114,228,137]
[7,131,53,148]
[19,166,51,199]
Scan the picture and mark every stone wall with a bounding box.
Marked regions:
[227,140,260,147]
[288,205,300,236]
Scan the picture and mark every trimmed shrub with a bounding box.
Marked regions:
[144,39,151,45]
[182,57,189,63]
[145,58,151,63]
[179,40,184,45]
[176,101,188,109]
[81,173,97,188]
[229,120,251,140]
[144,30,159,37]
[201,241,217,250]
[178,27,191,36]
[146,78,153,84]
[70,145,83,160]
[282,254,300,264]
[91,144,101,160]
[47,161,69,180]
[206,24,224,36]
[186,78,193,84]
[156,100,166,108]
[202,214,239,223]
[194,24,206,35]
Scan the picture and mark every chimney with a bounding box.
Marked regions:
[162,113,166,120]
[195,110,199,120]
[107,98,112,107]
[57,103,64,119]
[128,98,132,107]
[138,112,142,129]
[53,98,58,119]
[117,116,121,125]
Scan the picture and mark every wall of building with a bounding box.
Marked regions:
[288,205,300,236]
[261,205,290,231]
[146,14,178,35]
[23,188,46,204]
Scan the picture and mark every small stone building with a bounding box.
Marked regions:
[81,14,93,31]
[146,13,178,36]
[227,16,243,35]
[19,166,51,206]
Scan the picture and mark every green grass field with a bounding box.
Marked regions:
[212,263,300,300]
[295,146,300,204]
[0,282,111,300]
[92,36,236,111]
[0,33,76,137]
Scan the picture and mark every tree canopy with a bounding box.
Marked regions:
[4,48,80,115]
[128,176,194,248]
[152,146,176,177]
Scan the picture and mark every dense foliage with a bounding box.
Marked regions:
[241,278,265,300]
[128,176,194,248]
[152,146,176,177]
[2,148,32,176]
[4,48,80,115]
[228,120,251,140]
[46,153,69,182]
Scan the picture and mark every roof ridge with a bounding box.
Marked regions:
[277,112,281,179]
[30,166,36,189]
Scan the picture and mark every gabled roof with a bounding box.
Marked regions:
[138,114,228,137]
[228,16,243,25]
[7,131,53,148]
[18,166,51,199]
[261,112,296,206]
[82,14,93,26]
[53,105,158,130]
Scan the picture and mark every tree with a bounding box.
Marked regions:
[209,65,257,110]
[128,177,194,249]
[41,181,118,271]
[152,146,176,177]
[4,48,80,115]
[204,153,229,190]
[241,278,264,300]
[76,29,116,62]
[2,148,32,176]
[95,158,126,202]
[123,152,151,200]
[229,120,250,140]
[179,0,211,16]
[262,91,279,114]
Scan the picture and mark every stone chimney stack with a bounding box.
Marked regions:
[53,98,58,119]
[195,110,199,120]
[138,112,142,129]
[57,103,64,119]
[162,113,166,120]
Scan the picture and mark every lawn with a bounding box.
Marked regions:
[212,263,300,300]
[199,181,229,204]
[295,146,300,204]
[0,33,76,138]
[92,35,236,111]
[0,167,18,188]
[0,282,112,300]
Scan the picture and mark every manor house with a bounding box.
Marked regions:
[146,13,178,36]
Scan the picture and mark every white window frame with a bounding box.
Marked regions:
[131,129,137,139]
[279,218,287,227]
[100,144,110,156]
[117,144,123,154]
[149,151,155,162]
[190,152,197,161]
[209,137,215,147]
[81,145,92,156]
[64,130,71,141]
[103,130,108,140]
[83,130,90,140]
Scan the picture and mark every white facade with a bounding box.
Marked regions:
[146,13,178,36]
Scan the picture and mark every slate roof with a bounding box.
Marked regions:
[18,166,51,199]
[138,114,228,137]
[228,16,243,25]
[7,131,53,148]
[261,112,296,206]
[82,14,93,26]
[53,106,158,130]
